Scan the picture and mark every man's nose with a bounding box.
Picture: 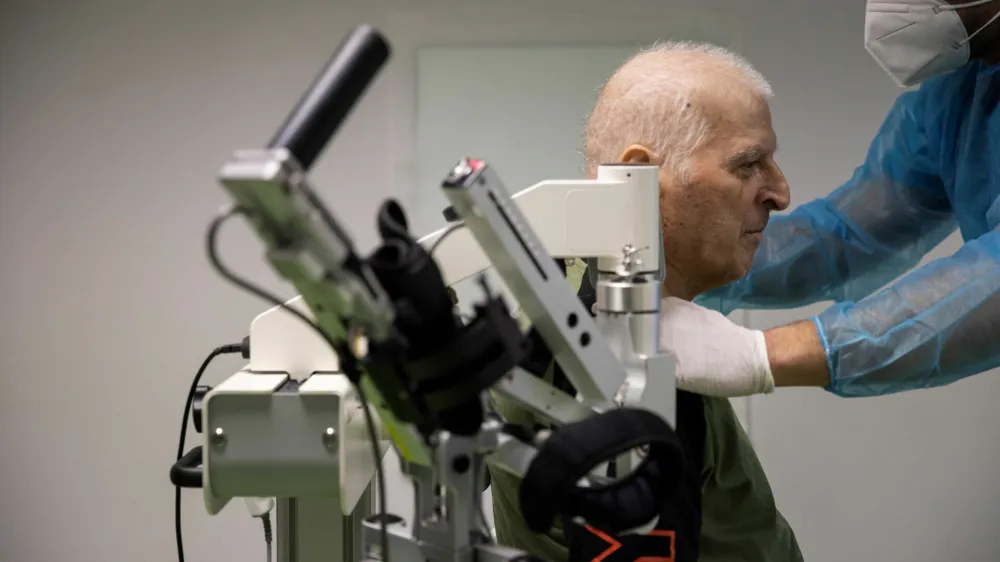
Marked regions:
[759,161,790,211]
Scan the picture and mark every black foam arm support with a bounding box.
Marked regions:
[266,24,391,171]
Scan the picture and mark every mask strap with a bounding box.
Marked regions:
[939,0,996,10]
[936,0,1000,47]
[963,8,1000,45]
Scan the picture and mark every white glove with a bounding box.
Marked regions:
[658,297,775,397]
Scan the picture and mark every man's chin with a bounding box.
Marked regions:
[697,269,747,295]
[728,261,754,284]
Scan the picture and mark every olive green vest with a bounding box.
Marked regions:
[486,259,803,562]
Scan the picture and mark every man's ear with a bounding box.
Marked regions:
[617,144,657,164]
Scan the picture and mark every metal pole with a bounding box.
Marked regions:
[277,484,374,562]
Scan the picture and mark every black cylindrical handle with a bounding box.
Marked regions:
[170,446,204,489]
[267,24,391,171]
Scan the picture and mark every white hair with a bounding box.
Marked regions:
[583,41,773,179]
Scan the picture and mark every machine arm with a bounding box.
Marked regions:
[181,23,685,562]
[441,159,631,403]
[420,165,662,287]
[215,24,430,464]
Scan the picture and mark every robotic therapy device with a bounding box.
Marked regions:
[169,24,683,562]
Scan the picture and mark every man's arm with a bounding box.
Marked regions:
[698,397,803,560]
[764,321,829,388]
[696,89,955,316]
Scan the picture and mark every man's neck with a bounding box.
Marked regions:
[661,268,699,302]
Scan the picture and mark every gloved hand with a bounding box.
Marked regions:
[658,297,775,397]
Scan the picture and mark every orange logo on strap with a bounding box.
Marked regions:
[636,530,676,562]
[583,525,676,562]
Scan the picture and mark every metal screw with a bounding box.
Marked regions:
[533,429,552,448]
[613,383,629,407]
[211,427,227,446]
[616,244,649,277]
[322,427,337,447]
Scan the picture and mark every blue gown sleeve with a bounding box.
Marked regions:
[692,87,1000,398]
[817,229,1000,397]
[694,90,957,316]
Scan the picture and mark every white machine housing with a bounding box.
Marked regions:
[423,164,662,286]
[199,163,672,536]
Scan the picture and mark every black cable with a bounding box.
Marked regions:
[437,220,492,542]
[435,219,495,544]
[478,499,493,544]
[175,342,243,562]
[206,206,390,562]
[436,223,472,326]
[429,222,464,255]
[262,513,273,562]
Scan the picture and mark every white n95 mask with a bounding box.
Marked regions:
[865,0,1000,88]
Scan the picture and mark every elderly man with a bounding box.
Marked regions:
[486,43,801,562]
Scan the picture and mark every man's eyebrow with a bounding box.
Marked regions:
[727,145,768,166]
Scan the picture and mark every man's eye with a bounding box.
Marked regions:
[736,160,762,176]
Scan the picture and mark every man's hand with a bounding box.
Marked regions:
[659,297,830,396]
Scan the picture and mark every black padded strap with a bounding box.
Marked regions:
[519,408,685,535]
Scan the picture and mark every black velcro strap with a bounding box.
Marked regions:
[518,407,685,535]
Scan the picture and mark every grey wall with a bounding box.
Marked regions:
[2,1,998,562]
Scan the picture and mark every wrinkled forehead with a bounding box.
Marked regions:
[699,92,777,156]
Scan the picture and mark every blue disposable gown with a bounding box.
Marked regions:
[695,60,1000,397]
